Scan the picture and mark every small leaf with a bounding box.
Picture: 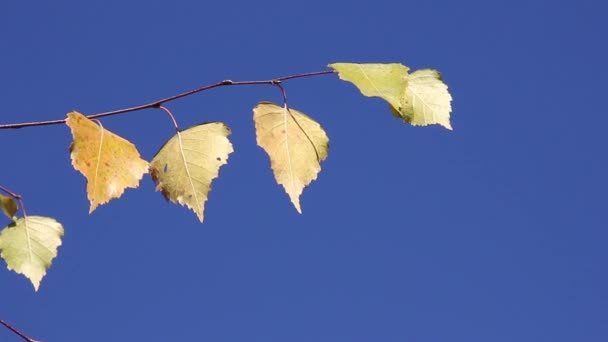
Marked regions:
[149,122,233,222]
[0,195,17,220]
[0,216,64,291]
[398,69,453,130]
[66,112,149,213]
[253,101,329,213]
[329,62,409,111]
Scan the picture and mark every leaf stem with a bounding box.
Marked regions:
[0,319,40,342]
[157,106,180,131]
[272,80,289,107]
[0,70,337,130]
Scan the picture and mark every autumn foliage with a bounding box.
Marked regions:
[0,62,453,291]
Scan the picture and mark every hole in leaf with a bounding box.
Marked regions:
[163,164,168,173]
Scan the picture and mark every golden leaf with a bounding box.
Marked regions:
[66,112,149,213]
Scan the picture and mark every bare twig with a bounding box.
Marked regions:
[0,185,21,200]
[0,70,336,130]
[0,319,41,342]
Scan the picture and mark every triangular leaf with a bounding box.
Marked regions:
[0,195,17,220]
[329,62,409,112]
[0,216,64,291]
[149,122,233,222]
[66,111,149,213]
[398,69,453,130]
[253,101,329,213]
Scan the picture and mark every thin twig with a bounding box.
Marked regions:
[0,70,336,130]
[0,185,21,200]
[0,69,337,342]
[0,319,41,342]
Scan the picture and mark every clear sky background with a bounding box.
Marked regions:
[1,0,606,341]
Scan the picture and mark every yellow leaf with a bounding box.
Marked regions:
[253,102,329,213]
[329,62,409,111]
[330,63,453,130]
[149,122,233,222]
[66,112,149,213]
[0,216,64,291]
[399,69,453,130]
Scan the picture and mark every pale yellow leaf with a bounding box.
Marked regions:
[0,216,64,291]
[253,101,329,213]
[66,112,149,213]
[399,69,453,130]
[149,122,233,222]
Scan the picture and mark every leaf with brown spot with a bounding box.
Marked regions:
[149,122,233,222]
[66,112,149,213]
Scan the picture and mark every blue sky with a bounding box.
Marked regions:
[1,0,606,341]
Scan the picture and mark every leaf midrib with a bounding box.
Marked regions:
[176,131,202,216]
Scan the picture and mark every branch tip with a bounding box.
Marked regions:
[0,319,40,342]
[0,69,336,130]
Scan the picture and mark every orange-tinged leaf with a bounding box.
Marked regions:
[66,112,149,213]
